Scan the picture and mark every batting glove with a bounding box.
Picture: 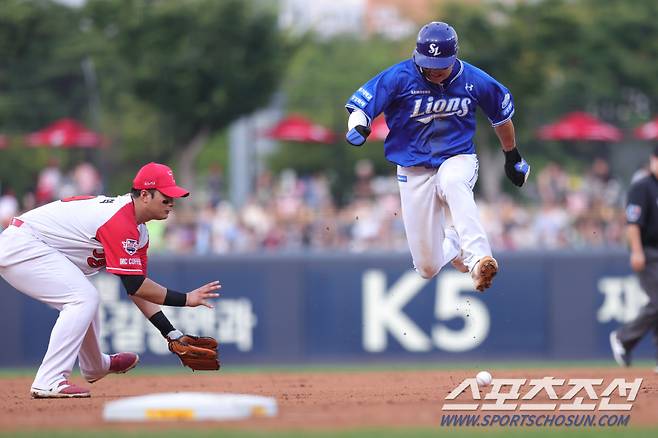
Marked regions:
[504,148,530,187]
[346,125,371,146]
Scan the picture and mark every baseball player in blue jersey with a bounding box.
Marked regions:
[345,22,530,291]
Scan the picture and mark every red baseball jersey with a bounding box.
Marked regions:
[18,194,148,276]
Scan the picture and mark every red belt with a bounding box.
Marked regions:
[10,217,23,228]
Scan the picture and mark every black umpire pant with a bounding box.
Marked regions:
[617,246,658,360]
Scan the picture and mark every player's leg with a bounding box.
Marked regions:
[397,165,456,278]
[78,309,140,383]
[77,310,111,382]
[445,226,468,273]
[0,227,100,396]
[437,154,497,290]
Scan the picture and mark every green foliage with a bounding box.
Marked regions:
[0,0,88,130]
[0,0,92,193]
[0,0,291,197]
[110,0,289,142]
[3,0,658,199]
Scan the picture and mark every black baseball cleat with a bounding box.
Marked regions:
[609,330,631,367]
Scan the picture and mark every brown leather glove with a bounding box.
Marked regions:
[167,334,220,371]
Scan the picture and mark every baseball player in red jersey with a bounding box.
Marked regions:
[0,163,220,398]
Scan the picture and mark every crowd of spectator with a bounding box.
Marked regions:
[0,157,638,254]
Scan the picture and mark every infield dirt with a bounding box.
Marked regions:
[1,368,656,431]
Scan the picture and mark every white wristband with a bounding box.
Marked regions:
[167,329,184,340]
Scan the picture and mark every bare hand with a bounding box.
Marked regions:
[186,281,221,308]
[630,251,646,272]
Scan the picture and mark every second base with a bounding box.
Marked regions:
[103,392,277,422]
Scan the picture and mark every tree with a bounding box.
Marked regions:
[0,0,88,130]
[87,0,291,191]
[0,0,94,195]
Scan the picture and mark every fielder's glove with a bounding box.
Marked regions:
[167,334,220,371]
[504,148,530,187]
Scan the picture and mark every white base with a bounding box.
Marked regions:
[103,392,277,422]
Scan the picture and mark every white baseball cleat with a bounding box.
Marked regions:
[471,256,498,292]
[31,380,91,399]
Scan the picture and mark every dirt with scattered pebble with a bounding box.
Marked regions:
[1,368,656,431]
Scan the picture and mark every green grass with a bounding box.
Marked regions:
[2,427,658,438]
[1,359,655,378]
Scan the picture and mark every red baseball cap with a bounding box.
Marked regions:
[132,162,189,198]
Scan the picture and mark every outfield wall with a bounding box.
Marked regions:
[0,251,654,366]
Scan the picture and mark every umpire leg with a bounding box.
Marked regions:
[617,256,658,353]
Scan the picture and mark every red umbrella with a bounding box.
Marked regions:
[265,114,335,144]
[26,118,105,148]
[537,112,622,142]
[370,116,389,141]
[634,117,658,140]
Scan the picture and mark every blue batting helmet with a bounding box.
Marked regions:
[413,22,458,69]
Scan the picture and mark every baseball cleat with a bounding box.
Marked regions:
[450,250,469,273]
[31,380,91,399]
[609,331,631,367]
[86,352,140,383]
[471,256,498,292]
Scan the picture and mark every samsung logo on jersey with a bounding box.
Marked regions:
[501,93,511,109]
[410,96,471,124]
[411,90,431,95]
[357,87,373,101]
[350,96,368,108]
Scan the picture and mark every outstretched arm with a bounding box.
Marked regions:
[130,293,161,318]
[118,275,220,308]
[119,275,221,371]
[121,275,220,338]
[130,294,184,340]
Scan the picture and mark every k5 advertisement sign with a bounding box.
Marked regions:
[0,251,654,366]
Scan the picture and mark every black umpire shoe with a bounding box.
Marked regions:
[609,330,631,367]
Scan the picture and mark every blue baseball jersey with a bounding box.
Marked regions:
[345,59,514,168]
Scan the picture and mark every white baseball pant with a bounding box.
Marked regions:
[397,154,492,278]
[0,224,110,391]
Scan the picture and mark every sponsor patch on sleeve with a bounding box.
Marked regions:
[626,204,641,222]
[122,238,139,255]
[350,95,368,108]
[397,174,407,182]
[357,87,373,101]
[501,93,511,109]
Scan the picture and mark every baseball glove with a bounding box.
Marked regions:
[167,334,220,371]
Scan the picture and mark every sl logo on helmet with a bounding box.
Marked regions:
[428,43,442,56]
[122,238,139,255]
